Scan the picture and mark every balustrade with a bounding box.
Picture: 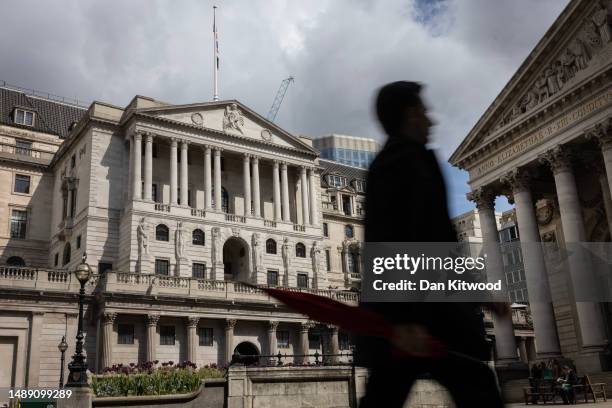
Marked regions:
[154,203,171,212]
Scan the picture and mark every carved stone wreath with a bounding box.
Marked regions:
[261,129,272,141]
[191,112,204,126]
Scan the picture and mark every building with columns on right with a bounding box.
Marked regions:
[450,0,612,374]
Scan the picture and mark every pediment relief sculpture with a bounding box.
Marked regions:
[494,2,611,131]
[223,103,245,134]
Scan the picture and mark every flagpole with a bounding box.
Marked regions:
[213,5,219,101]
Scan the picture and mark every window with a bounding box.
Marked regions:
[277,330,290,349]
[62,193,68,220]
[323,223,329,237]
[198,327,213,346]
[155,259,170,275]
[295,243,306,258]
[327,174,346,187]
[342,195,352,215]
[160,325,175,345]
[70,189,77,217]
[63,243,71,266]
[6,256,25,267]
[70,154,76,169]
[192,229,205,246]
[98,262,113,274]
[15,139,32,155]
[266,239,277,254]
[347,253,357,274]
[297,273,308,289]
[267,270,279,287]
[339,332,351,351]
[10,210,27,239]
[308,333,321,349]
[211,187,229,213]
[177,188,193,207]
[345,225,354,239]
[192,262,206,279]
[14,174,31,194]
[14,109,34,126]
[118,324,135,345]
[353,180,366,193]
[54,253,59,267]
[76,235,81,249]
[152,184,160,203]
[156,224,169,241]
[325,250,331,271]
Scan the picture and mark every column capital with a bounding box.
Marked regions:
[267,320,279,331]
[225,318,237,330]
[243,153,252,160]
[144,133,154,142]
[214,147,223,154]
[134,132,143,141]
[180,140,189,148]
[187,316,200,328]
[300,321,316,332]
[326,324,339,332]
[300,165,308,173]
[539,146,573,175]
[146,314,160,327]
[201,144,213,152]
[467,186,496,211]
[585,118,612,151]
[280,161,288,170]
[273,159,280,166]
[170,138,178,147]
[103,312,117,325]
[252,156,259,164]
[500,168,531,194]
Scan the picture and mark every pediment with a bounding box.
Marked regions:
[137,100,316,154]
[450,0,612,165]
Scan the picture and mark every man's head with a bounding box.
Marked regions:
[562,365,572,373]
[375,81,433,144]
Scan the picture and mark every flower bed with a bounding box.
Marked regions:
[92,361,226,397]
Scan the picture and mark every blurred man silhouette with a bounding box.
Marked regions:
[357,81,504,408]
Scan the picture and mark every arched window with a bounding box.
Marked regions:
[266,239,277,254]
[192,229,205,246]
[345,225,354,239]
[63,243,71,266]
[6,256,25,266]
[347,252,359,274]
[211,187,230,213]
[156,224,169,241]
[295,243,306,258]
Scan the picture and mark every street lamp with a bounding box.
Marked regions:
[58,336,68,388]
[66,253,92,387]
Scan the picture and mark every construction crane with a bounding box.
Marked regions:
[267,76,294,122]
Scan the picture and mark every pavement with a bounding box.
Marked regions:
[506,403,611,407]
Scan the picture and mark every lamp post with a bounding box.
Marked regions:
[58,336,68,388]
[65,254,92,387]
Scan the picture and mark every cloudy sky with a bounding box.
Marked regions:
[1,0,569,216]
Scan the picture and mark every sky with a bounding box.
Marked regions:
[0,0,569,216]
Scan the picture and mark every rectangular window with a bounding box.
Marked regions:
[14,174,31,194]
[70,154,76,169]
[70,189,77,217]
[14,109,34,126]
[15,139,32,155]
[98,262,113,274]
[118,324,135,345]
[339,332,351,351]
[198,327,213,346]
[192,262,206,279]
[323,223,329,237]
[160,325,175,345]
[325,250,331,271]
[277,330,290,349]
[76,235,82,249]
[10,210,27,239]
[308,333,321,349]
[297,273,308,289]
[62,194,68,220]
[267,270,278,287]
[152,184,160,203]
[155,259,170,276]
[54,253,59,267]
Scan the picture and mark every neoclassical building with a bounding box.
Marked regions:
[450,0,612,374]
[0,85,368,388]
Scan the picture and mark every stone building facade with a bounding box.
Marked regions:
[450,0,612,373]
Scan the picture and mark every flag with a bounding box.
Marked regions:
[213,6,219,69]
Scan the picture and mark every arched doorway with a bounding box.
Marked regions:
[233,342,259,366]
[222,237,250,281]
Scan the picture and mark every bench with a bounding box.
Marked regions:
[573,375,607,404]
[523,378,556,405]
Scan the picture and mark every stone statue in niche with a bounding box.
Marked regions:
[137,217,149,259]
[175,221,186,260]
[251,233,263,274]
[281,237,291,272]
[311,241,321,276]
[211,227,221,266]
[592,2,611,44]
[223,103,245,135]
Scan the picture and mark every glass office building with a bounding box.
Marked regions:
[313,134,380,169]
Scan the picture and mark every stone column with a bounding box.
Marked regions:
[273,161,282,221]
[132,133,142,200]
[267,321,278,364]
[588,122,612,236]
[243,154,252,216]
[170,138,178,205]
[143,134,153,201]
[280,162,290,222]
[186,316,199,364]
[27,311,44,386]
[127,136,134,201]
[518,337,528,363]
[327,325,340,364]
[598,170,612,235]
[468,187,519,365]
[298,322,312,364]
[204,146,212,210]
[146,314,160,362]
[180,141,189,206]
[252,157,261,217]
[214,149,222,211]
[501,169,561,358]
[300,167,310,225]
[101,312,116,370]
[540,147,607,371]
[224,319,236,365]
[308,168,318,226]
